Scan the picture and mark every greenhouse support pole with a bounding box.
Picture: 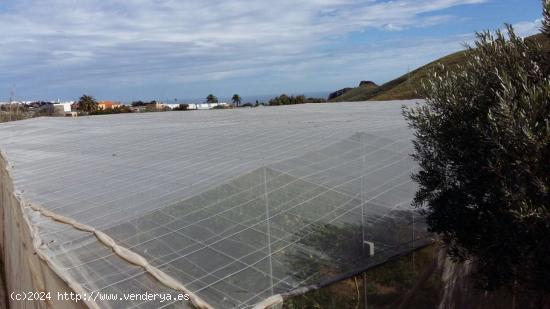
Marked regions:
[264,167,275,295]
[361,134,368,309]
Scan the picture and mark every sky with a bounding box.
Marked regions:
[0,0,544,102]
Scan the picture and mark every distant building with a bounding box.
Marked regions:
[52,102,77,117]
[52,102,73,113]
[160,103,182,110]
[98,101,122,110]
[129,106,146,113]
[187,102,229,110]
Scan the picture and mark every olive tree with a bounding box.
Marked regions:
[403,2,550,296]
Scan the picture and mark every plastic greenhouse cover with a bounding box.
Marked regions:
[0,100,432,308]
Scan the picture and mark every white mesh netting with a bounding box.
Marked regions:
[0,100,431,308]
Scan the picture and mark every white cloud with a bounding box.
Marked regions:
[0,0,487,99]
[512,18,543,37]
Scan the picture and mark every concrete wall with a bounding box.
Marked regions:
[0,153,87,309]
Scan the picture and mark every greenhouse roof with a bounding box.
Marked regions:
[0,100,431,308]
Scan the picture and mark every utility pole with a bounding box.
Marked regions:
[9,86,15,104]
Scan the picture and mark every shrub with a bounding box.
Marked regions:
[173,104,189,111]
[269,94,306,105]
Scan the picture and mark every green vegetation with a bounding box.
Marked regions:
[544,0,550,35]
[304,97,327,103]
[212,104,230,109]
[404,3,550,298]
[269,94,326,105]
[173,104,189,111]
[77,94,98,113]
[232,94,242,106]
[206,94,218,103]
[330,34,549,102]
[284,245,443,309]
[269,94,306,105]
[329,80,380,102]
[281,208,430,308]
[90,105,132,115]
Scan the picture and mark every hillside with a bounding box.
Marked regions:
[328,81,378,101]
[330,33,548,102]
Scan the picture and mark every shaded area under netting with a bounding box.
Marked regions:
[283,244,442,309]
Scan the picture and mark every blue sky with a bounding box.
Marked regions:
[0,0,544,102]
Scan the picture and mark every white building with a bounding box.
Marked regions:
[52,102,73,113]
[160,103,183,110]
[187,102,229,110]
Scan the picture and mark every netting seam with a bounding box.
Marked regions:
[27,204,213,309]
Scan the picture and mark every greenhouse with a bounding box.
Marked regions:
[0,100,431,308]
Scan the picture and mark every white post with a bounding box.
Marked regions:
[264,167,275,295]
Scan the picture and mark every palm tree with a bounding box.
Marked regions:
[78,95,98,113]
[206,94,218,103]
[232,94,242,107]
